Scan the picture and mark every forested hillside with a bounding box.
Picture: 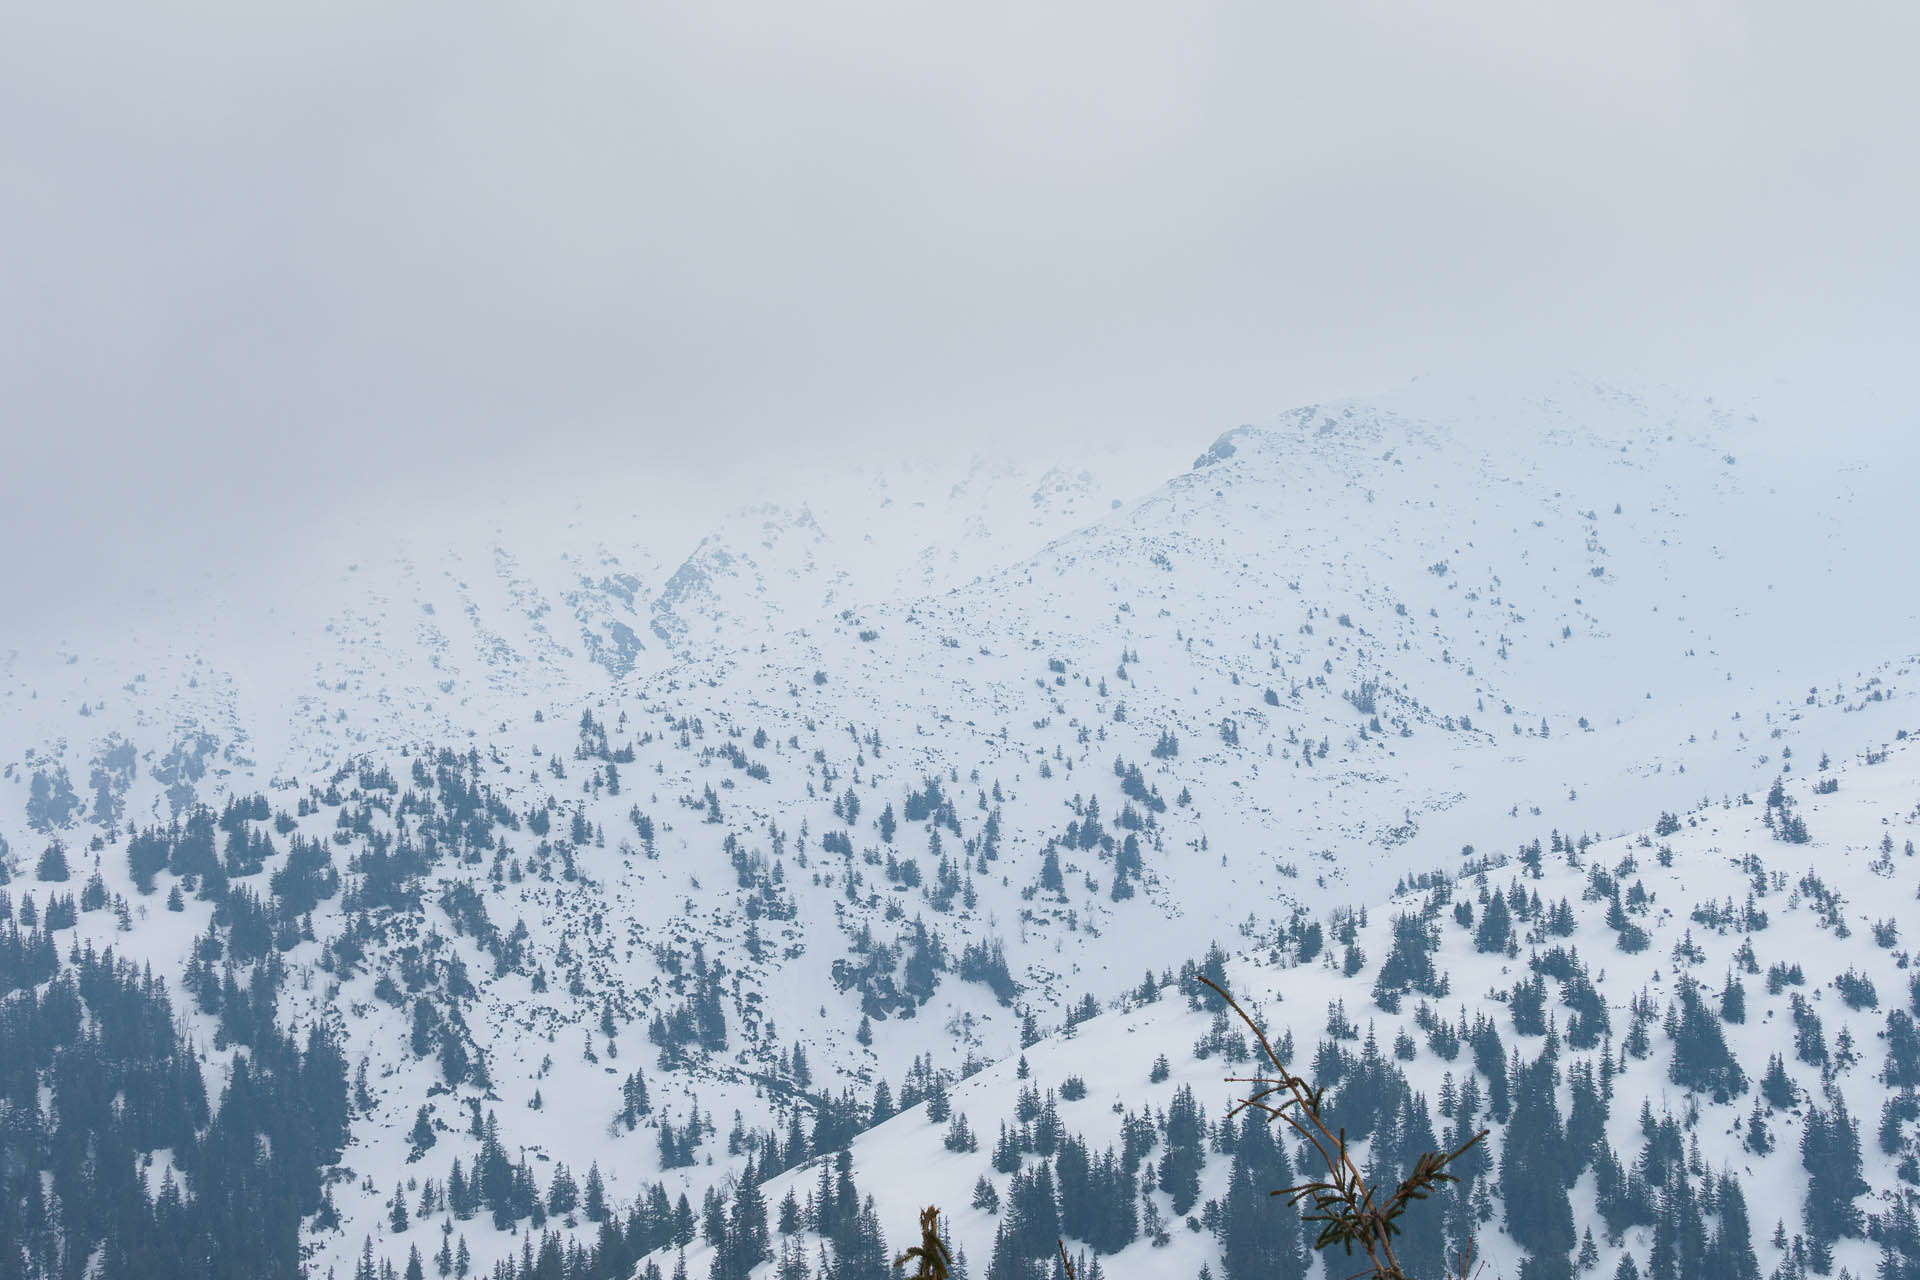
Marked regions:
[2,381,1915,1280]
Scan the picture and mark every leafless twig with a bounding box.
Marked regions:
[1198,975,1487,1280]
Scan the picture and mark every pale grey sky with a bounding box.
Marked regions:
[3,0,1915,610]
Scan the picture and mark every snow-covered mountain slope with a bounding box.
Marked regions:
[0,445,1166,804]
[657,734,1920,1280]
[2,377,1916,1280]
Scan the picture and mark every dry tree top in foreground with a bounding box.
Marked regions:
[894,976,1489,1280]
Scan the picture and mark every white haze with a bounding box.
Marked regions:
[2,0,1915,626]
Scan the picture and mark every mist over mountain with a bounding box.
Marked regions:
[6,2,1918,1277]
[5,375,1920,1280]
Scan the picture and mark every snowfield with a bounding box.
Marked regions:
[3,377,1917,1280]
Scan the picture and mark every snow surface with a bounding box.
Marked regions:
[3,376,1917,1278]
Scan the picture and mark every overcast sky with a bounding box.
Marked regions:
[3,0,1916,614]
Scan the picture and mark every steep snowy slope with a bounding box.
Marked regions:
[655,734,1920,1280]
[0,445,1165,816]
[2,378,1915,1280]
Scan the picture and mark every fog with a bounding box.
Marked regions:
[3,0,1915,618]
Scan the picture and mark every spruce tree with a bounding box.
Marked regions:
[1878,1197,1920,1280]
[1646,1186,1678,1280]
[408,1105,436,1159]
[35,841,70,883]
[547,1162,579,1218]
[1761,1054,1796,1110]
[1668,979,1746,1100]
[984,1221,1032,1280]
[1218,1107,1309,1280]
[1386,1093,1449,1280]
[1577,1230,1599,1272]
[1474,892,1512,953]
[1158,1085,1205,1216]
[1800,1098,1867,1243]
[1053,1134,1093,1242]
[1706,1172,1760,1280]
[1718,972,1746,1024]
[836,1194,890,1280]
[1501,1053,1575,1278]
[1886,1009,1920,1089]
[1744,1099,1772,1155]
[585,1162,608,1223]
[1008,1163,1059,1260]
[971,1175,1000,1215]
[733,1161,772,1274]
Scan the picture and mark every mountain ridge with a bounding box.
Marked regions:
[2,377,1916,1280]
